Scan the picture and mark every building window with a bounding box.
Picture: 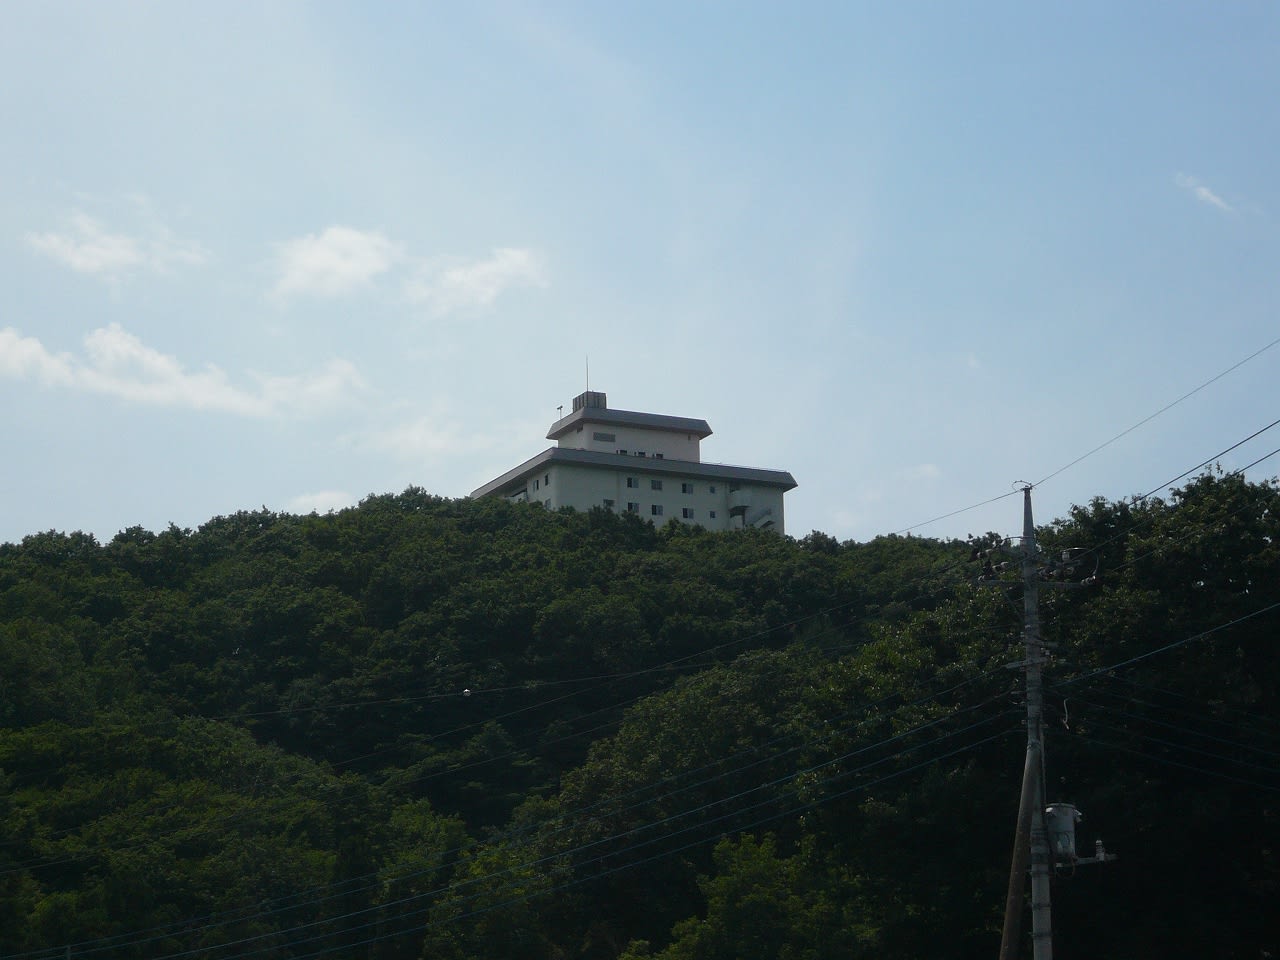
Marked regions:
[603,499,615,509]
[729,482,741,492]
[593,432,616,442]
[534,478,539,491]
[651,504,664,516]
[651,479,663,491]
[619,449,628,455]
[636,451,646,457]
[709,485,717,494]
[654,453,664,459]
[682,508,695,519]
[627,502,640,513]
[544,473,550,485]
[709,510,717,519]
[626,477,638,488]
[544,499,551,508]
[681,482,694,494]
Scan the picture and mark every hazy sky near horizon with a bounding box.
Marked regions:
[3,2,1277,547]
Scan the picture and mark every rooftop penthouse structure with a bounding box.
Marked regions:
[471,391,797,533]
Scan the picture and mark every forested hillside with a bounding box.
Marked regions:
[2,474,1277,959]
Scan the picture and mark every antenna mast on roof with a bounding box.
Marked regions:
[585,355,590,393]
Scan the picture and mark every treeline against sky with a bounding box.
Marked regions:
[1,474,1277,959]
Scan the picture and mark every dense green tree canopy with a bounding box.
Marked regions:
[1,474,1276,958]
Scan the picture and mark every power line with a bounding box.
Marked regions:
[1061,684,1280,751]
[1057,600,1280,686]
[1030,442,1280,584]
[128,702,1012,960]
[1055,697,1280,770]
[1091,673,1280,734]
[1137,420,1280,501]
[252,478,1280,957]
[2,538,987,874]
[4,656,1008,959]
[1034,334,1280,488]
[207,719,1019,960]
[892,335,1280,536]
[267,728,1014,960]
[17,468,1259,957]
[893,489,1021,536]
[1237,444,1280,475]
[1067,733,1280,794]
[9,445,1279,956]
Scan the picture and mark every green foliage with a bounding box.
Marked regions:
[651,835,845,960]
[0,476,1276,958]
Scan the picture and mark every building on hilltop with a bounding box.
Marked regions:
[470,391,797,533]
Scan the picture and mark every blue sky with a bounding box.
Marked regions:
[2,1,1277,546]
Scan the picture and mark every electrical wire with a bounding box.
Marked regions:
[892,489,1022,536]
[3,656,1010,959]
[1054,698,1280,772]
[1066,732,1280,794]
[1027,434,1280,584]
[1033,334,1280,488]
[285,729,1017,960]
[1237,445,1280,475]
[9,431,1279,956]
[1,540,989,875]
[1135,420,1280,501]
[1056,601,1280,687]
[102,471,1280,957]
[1091,673,1280,734]
[59,698,1011,960]
[168,713,1018,960]
[891,335,1280,536]
[1059,684,1280,753]
[12,542,1039,960]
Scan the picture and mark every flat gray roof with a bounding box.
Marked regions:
[546,406,712,441]
[470,447,797,499]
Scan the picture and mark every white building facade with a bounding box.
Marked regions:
[471,391,797,533]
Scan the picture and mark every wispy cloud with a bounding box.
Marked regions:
[362,414,496,461]
[26,211,207,278]
[270,227,546,312]
[273,226,401,299]
[287,490,356,514]
[902,463,941,482]
[404,247,547,313]
[0,324,363,417]
[1174,173,1234,213]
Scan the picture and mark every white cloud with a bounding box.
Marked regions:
[273,226,401,299]
[0,327,75,385]
[404,247,547,313]
[257,359,367,415]
[287,490,356,514]
[269,231,546,311]
[25,211,207,278]
[362,414,497,461]
[1174,173,1234,213]
[902,463,941,482]
[0,324,363,417]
